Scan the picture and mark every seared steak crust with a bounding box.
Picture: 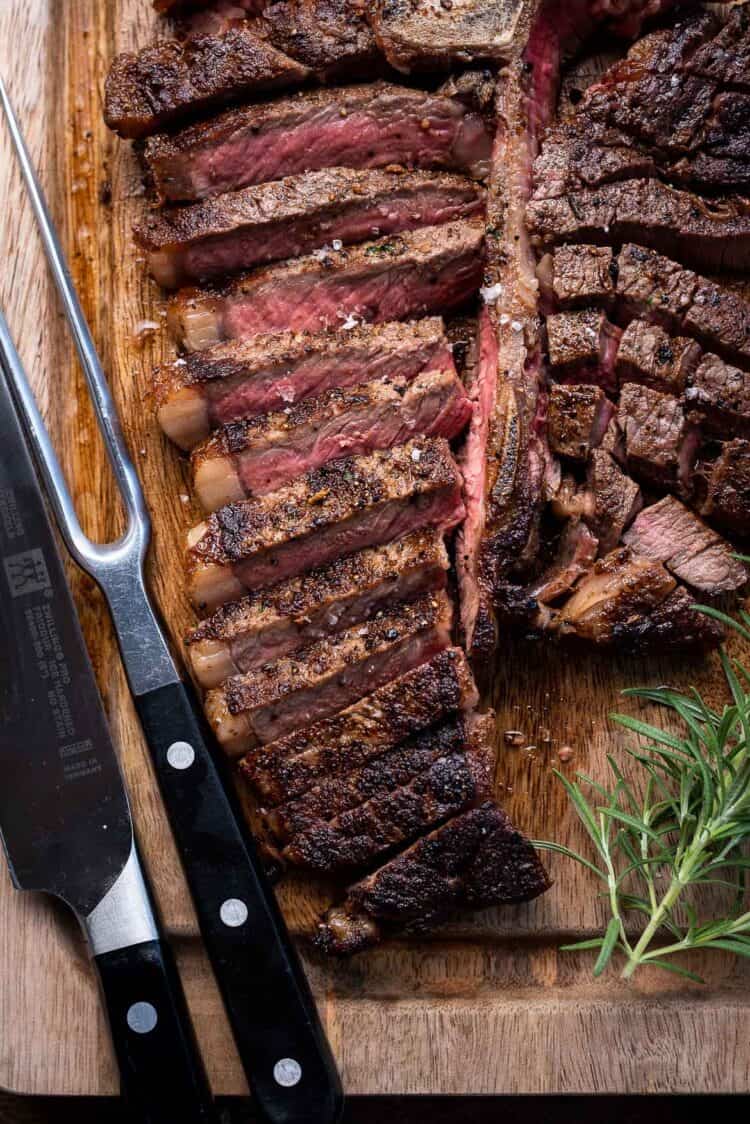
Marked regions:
[701,439,750,538]
[684,353,750,437]
[369,0,523,73]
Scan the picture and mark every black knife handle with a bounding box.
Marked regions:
[95,939,217,1124]
[134,680,343,1124]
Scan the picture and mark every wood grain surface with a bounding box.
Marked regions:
[1,0,750,1102]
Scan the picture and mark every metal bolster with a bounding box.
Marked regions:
[83,845,158,956]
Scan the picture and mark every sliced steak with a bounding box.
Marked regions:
[145,82,494,203]
[257,0,379,79]
[281,712,494,872]
[527,520,598,607]
[683,353,750,437]
[368,0,523,73]
[546,311,621,389]
[153,318,452,450]
[537,244,615,311]
[623,495,748,593]
[185,437,464,611]
[203,591,453,755]
[527,177,750,273]
[315,798,550,955]
[190,366,471,510]
[618,382,698,493]
[103,28,310,139]
[688,6,750,92]
[585,449,642,555]
[615,320,700,395]
[187,530,449,688]
[168,220,485,351]
[240,647,478,806]
[547,384,615,462]
[138,168,485,289]
[701,439,750,538]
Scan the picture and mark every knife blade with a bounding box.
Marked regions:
[0,326,217,1124]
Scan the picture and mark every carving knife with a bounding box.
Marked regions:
[0,311,217,1123]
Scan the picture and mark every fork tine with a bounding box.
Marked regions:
[0,72,147,533]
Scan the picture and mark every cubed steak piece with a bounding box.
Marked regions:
[137,168,485,289]
[281,712,495,872]
[145,82,494,203]
[701,439,750,538]
[527,178,750,273]
[615,321,700,394]
[623,495,748,593]
[537,245,615,311]
[369,0,523,73]
[103,28,310,139]
[190,367,471,510]
[618,382,698,493]
[585,449,642,555]
[187,530,449,688]
[153,318,452,450]
[683,354,750,437]
[547,384,615,462]
[316,799,550,956]
[203,591,454,755]
[240,648,478,805]
[168,221,485,351]
[527,520,598,609]
[547,311,621,391]
[185,438,464,612]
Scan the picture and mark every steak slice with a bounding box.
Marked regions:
[688,6,750,92]
[527,520,598,608]
[137,168,485,289]
[547,384,615,462]
[683,353,750,437]
[281,712,494,872]
[618,382,698,493]
[257,0,379,80]
[701,439,750,538]
[185,437,464,611]
[168,220,485,351]
[145,81,494,203]
[315,798,550,955]
[203,591,453,755]
[190,366,471,510]
[526,177,750,273]
[623,495,748,593]
[368,0,523,73]
[585,449,642,555]
[537,244,615,311]
[103,28,310,139]
[187,530,449,688]
[615,320,700,395]
[153,318,450,451]
[546,311,621,390]
[240,647,478,805]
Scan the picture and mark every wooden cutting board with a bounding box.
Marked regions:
[2,0,750,1099]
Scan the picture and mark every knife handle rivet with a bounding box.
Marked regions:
[220,898,248,928]
[273,1058,302,1088]
[166,741,195,771]
[126,1002,158,1035]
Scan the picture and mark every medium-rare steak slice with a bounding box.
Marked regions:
[615,320,700,394]
[368,0,523,73]
[240,648,477,805]
[315,798,550,955]
[683,354,750,437]
[585,449,642,555]
[103,28,310,139]
[537,244,615,311]
[137,168,485,289]
[187,530,449,687]
[168,221,485,351]
[145,82,494,203]
[618,382,698,493]
[546,311,621,389]
[153,317,452,450]
[547,384,615,462]
[185,438,464,611]
[281,712,494,872]
[203,591,454,755]
[701,439,750,538]
[190,367,471,510]
[623,495,748,593]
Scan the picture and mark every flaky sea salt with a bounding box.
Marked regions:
[340,313,360,330]
[479,282,503,303]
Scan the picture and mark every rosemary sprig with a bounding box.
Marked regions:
[534,599,750,982]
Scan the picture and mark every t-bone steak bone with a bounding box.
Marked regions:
[185,438,464,612]
[168,221,485,352]
[137,168,485,289]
